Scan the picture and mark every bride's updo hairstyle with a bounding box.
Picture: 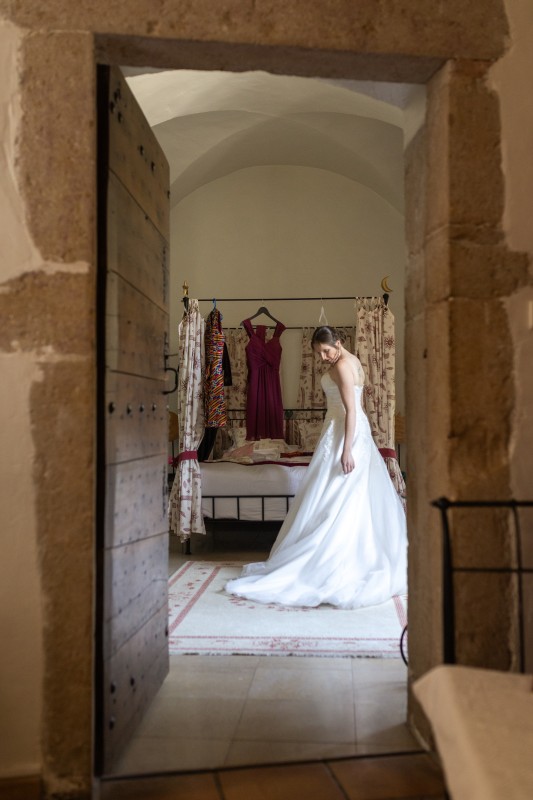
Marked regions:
[311,326,346,348]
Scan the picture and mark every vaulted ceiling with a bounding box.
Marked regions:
[125,69,424,213]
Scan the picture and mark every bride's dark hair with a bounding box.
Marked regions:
[311,326,346,347]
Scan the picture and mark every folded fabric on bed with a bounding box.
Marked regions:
[220,438,308,464]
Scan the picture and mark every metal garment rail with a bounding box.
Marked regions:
[225,407,326,417]
[219,326,356,331]
[196,295,376,302]
[432,497,533,670]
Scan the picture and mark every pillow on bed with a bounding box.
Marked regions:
[255,438,286,449]
[223,438,282,462]
[226,442,254,459]
[251,439,283,461]
[211,427,231,460]
[229,426,249,449]
[295,420,323,451]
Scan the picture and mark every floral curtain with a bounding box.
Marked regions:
[298,328,327,411]
[220,327,248,447]
[355,297,406,502]
[169,299,206,541]
[292,327,355,445]
[224,328,248,411]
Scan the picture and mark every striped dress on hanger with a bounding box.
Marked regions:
[204,308,227,428]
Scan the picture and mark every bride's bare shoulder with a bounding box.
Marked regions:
[342,353,362,370]
[332,355,356,384]
[342,353,365,384]
[352,355,365,384]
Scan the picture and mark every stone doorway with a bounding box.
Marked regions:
[102,62,415,776]
[92,37,519,774]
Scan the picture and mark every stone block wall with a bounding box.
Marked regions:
[2,0,532,795]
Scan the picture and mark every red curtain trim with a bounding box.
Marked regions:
[177,450,198,462]
[378,448,397,460]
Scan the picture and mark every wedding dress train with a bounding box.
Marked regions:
[225,371,407,609]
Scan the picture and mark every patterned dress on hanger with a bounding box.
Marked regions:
[242,319,286,440]
[204,308,227,428]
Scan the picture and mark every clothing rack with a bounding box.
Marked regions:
[197,295,388,303]
[196,294,388,327]
[222,325,353,331]
[226,407,326,415]
[173,289,388,342]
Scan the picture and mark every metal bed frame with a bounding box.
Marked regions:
[196,407,320,535]
[202,493,294,521]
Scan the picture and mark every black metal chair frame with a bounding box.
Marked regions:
[432,496,533,670]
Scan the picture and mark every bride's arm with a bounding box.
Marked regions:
[331,360,356,474]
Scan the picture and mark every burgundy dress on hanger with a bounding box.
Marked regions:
[243,319,286,440]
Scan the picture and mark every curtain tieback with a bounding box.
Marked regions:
[379,448,397,460]
[177,450,198,462]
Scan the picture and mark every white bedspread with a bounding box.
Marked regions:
[200,461,308,521]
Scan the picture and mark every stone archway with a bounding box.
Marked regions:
[1,3,524,796]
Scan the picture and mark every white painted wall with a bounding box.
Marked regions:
[491,0,533,498]
[169,164,406,412]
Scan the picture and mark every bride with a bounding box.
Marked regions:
[225,325,407,609]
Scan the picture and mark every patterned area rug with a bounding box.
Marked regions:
[168,561,407,658]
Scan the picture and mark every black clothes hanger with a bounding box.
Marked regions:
[241,305,281,326]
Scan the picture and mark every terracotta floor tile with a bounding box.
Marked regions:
[327,753,447,800]
[218,762,346,800]
[100,772,220,800]
[224,738,357,768]
[101,753,448,800]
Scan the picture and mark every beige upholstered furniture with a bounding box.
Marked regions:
[414,664,533,800]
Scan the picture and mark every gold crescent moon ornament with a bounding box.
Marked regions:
[380,276,393,293]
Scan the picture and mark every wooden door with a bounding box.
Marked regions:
[96,65,170,772]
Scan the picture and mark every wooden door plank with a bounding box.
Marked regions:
[103,605,169,767]
[103,533,169,658]
[103,577,168,663]
[105,456,168,548]
[108,69,169,239]
[107,172,168,312]
[106,271,167,379]
[105,373,167,464]
[100,66,170,772]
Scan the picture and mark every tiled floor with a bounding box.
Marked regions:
[2,754,447,800]
[5,543,435,800]
[114,653,416,775]
[113,546,417,776]
[102,753,447,799]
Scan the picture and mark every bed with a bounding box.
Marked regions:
[200,459,310,521]
[200,414,322,523]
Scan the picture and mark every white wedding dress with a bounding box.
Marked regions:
[225,370,407,609]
